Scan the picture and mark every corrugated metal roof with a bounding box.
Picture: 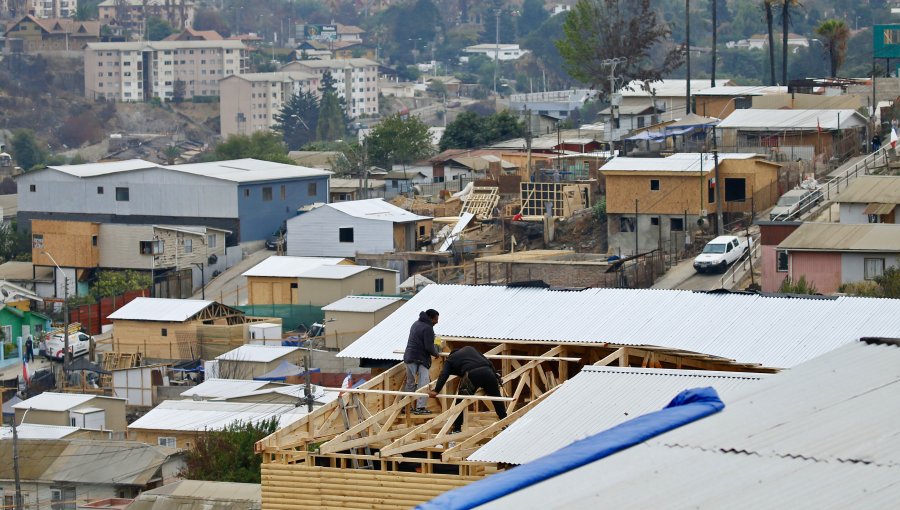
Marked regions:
[180,379,282,399]
[695,85,788,96]
[47,159,160,177]
[835,175,900,204]
[214,384,336,405]
[127,400,305,431]
[14,392,96,411]
[299,265,394,280]
[778,222,900,251]
[128,480,261,510]
[0,424,81,439]
[327,198,431,223]
[241,256,348,277]
[107,297,213,322]
[601,152,761,173]
[216,345,299,363]
[166,159,331,183]
[717,108,866,130]
[337,285,900,369]
[469,367,768,464]
[476,339,900,510]
[620,79,733,97]
[322,295,404,312]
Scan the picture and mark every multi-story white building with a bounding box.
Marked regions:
[31,0,78,18]
[97,0,195,38]
[282,58,379,118]
[84,40,248,102]
[219,71,321,137]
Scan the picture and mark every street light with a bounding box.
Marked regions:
[192,262,205,300]
[41,251,69,372]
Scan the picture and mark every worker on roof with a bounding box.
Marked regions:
[429,346,507,433]
[403,309,440,415]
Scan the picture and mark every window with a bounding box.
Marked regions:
[650,217,660,226]
[280,184,286,200]
[865,258,885,280]
[158,436,176,448]
[650,179,660,191]
[724,178,747,202]
[419,225,426,237]
[183,238,192,253]
[161,328,167,337]
[91,235,98,247]
[262,187,273,201]
[32,234,44,249]
[290,282,298,289]
[868,214,881,224]
[139,240,164,255]
[51,486,75,510]
[308,182,317,196]
[670,218,684,232]
[207,234,217,248]
[97,186,104,194]
[776,250,789,272]
[115,187,129,201]
[618,217,635,232]
[29,184,36,192]
[339,227,354,243]
[375,278,384,293]
[244,189,251,198]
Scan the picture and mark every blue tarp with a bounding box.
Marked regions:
[417,387,725,510]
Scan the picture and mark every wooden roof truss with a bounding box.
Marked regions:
[461,186,500,220]
[191,302,247,325]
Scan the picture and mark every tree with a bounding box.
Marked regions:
[192,7,230,36]
[0,220,30,264]
[181,419,278,483]
[366,114,433,169]
[315,71,346,142]
[212,132,294,164]
[555,0,684,96]
[764,0,776,85]
[274,90,319,150]
[10,129,46,171]
[146,16,175,41]
[781,0,800,85]
[92,270,152,299]
[816,19,851,77]
[439,110,525,151]
[518,0,549,37]
[487,110,525,142]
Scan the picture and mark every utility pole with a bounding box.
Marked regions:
[712,128,723,235]
[302,345,313,413]
[493,9,501,95]
[12,407,23,510]
[601,57,626,149]
[685,0,692,115]
[711,0,716,86]
[44,252,69,379]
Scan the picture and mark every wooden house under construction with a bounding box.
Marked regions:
[252,284,900,509]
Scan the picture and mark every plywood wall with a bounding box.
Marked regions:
[31,220,99,268]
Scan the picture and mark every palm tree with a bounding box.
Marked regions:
[781,0,800,86]
[816,19,851,77]
[711,0,717,86]
[764,0,776,85]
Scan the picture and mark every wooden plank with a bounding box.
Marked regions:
[322,388,513,402]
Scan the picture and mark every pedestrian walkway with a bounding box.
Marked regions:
[191,248,272,305]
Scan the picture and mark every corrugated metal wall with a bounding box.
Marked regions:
[287,207,393,257]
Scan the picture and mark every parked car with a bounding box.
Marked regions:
[43,332,92,361]
[769,188,823,220]
[265,224,287,250]
[693,235,751,273]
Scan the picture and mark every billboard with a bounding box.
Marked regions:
[874,25,900,59]
[303,24,338,42]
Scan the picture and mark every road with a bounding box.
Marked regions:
[191,248,273,306]
[651,256,726,291]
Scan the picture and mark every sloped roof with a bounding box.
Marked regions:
[835,175,900,204]
[0,261,52,282]
[127,480,261,510]
[107,298,213,322]
[179,379,285,399]
[8,15,101,37]
[322,296,404,313]
[87,40,246,51]
[298,265,393,280]
[327,199,430,223]
[472,339,900,509]
[127,400,306,431]
[716,109,866,130]
[215,344,299,363]
[45,159,161,177]
[600,153,762,173]
[14,392,98,411]
[0,423,82,440]
[620,79,734,97]
[337,285,900,369]
[165,159,331,183]
[695,85,788,96]
[241,256,348,278]
[777,222,900,252]
[470,367,768,464]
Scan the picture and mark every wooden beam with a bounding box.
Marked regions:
[322,388,513,402]
[594,348,624,367]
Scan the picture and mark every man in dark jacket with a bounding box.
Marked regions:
[428,346,507,433]
[403,309,440,414]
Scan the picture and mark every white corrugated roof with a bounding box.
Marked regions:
[601,153,760,173]
[327,198,431,223]
[337,285,900,369]
[476,339,900,509]
[216,344,299,363]
[214,384,336,405]
[107,297,213,322]
[0,424,82,439]
[47,159,160,177]
[180,379,280,399]
[695,85,788,96]
[166,159,332,183]
[127,400,304,431]
[13,392,96,411]
[241,256,348,278]
[322,296,404,313]
[716,109,866,130]
[620,79,733,97]
[470,367,768,464]
[298,265,392,280]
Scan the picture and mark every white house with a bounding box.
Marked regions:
[286,199,432,258]
[462,43,528,61]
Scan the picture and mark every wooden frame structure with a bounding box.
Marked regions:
[460,186,500,219]
[519,182,591,219]
[257,337,775,509]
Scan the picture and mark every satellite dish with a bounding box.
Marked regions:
[1,289,8,298]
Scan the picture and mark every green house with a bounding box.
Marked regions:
[0,305,51,364]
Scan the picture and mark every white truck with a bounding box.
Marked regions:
[693,235,751,273]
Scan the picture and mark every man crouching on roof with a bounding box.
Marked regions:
[404,309,440,415]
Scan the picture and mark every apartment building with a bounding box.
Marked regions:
[30,0,77,18]
[84,40,248,102]
[282,58,379,118]
[219,71,321,137]
[97,0,195,37]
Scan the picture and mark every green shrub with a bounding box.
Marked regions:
[778,275,818,295]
